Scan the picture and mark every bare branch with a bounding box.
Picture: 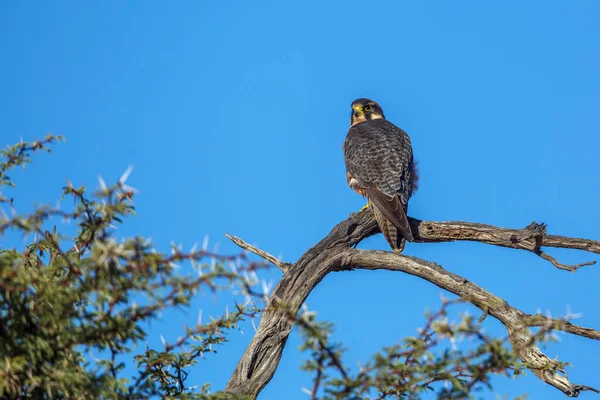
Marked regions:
[409,218,599,271]
[225,233,292,273]
[537,250,596,272]
[225,209,599,398]
[342,248,599,396]
[526,314,600,340]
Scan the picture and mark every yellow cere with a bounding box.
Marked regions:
[352,105,364,114]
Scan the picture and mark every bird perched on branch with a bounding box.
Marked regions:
[343,98,418,252]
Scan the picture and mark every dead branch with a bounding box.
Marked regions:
[341,249,599,396]
[224,209,599,398]
[409,219,598,271]
[225,233,292,272]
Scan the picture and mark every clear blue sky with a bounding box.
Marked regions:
[2,1,599,398]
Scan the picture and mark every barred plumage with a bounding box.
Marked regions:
[343,99,418,252]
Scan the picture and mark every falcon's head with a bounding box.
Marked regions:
[350,98,385,127]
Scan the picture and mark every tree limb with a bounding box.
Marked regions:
[224,209,599,398]
[225,233,292,273]
[340,249,599,396]
[409,219,598,271]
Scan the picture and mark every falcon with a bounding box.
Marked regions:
[343,98,418,252]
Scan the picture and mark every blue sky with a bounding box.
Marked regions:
[2,1,599,398]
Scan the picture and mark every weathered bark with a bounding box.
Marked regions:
[225,209,600,398]
[225,211,378,396]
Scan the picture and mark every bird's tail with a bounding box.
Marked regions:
[369,199,406,253]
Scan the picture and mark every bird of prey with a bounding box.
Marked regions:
[343,98,418,253]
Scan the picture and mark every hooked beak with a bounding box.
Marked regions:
[352,107,362,117]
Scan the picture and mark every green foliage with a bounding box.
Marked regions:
[0,136,263,399]
[297,300,529,399]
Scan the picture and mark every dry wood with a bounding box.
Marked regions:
[225,233,292,272]
[225,209,599,398]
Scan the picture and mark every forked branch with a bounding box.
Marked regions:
[225,209,599,398]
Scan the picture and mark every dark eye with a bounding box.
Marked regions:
[364,105,373,112]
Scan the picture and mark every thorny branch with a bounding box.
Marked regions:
[225,209,599,398]
[310,352,325,400]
